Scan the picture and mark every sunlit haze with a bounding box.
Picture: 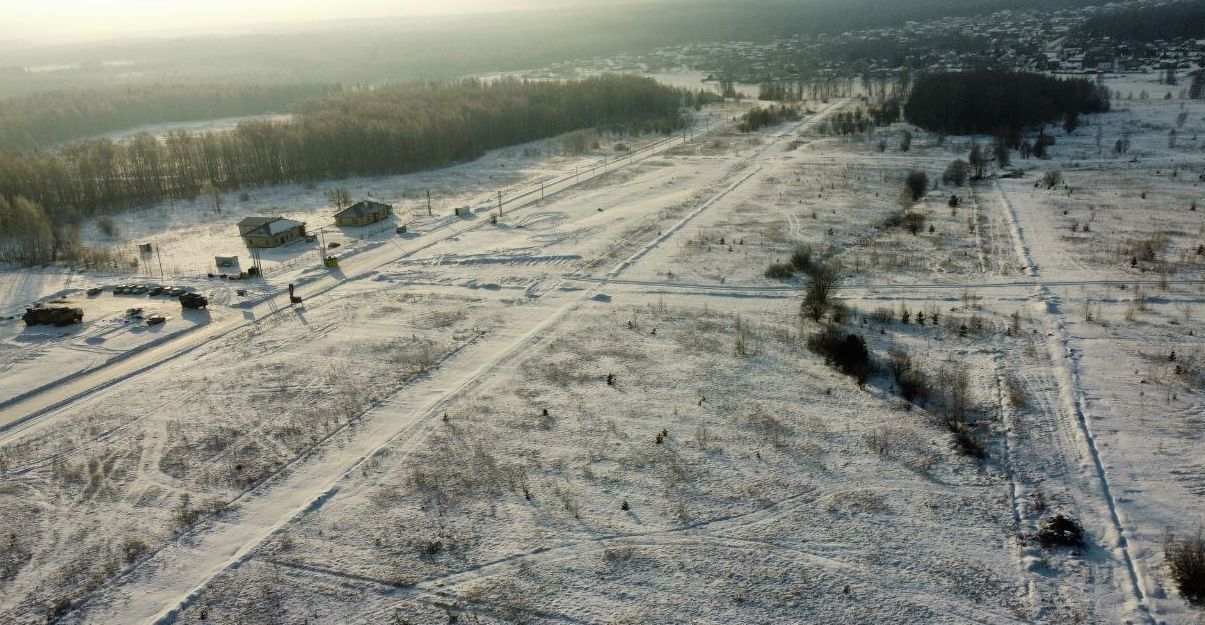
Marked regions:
[0,0,598,43]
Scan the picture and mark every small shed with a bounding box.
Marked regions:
[334,200,392,227]
[238,216,307,248]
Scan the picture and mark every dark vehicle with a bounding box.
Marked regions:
[145,314,167,326]
[179,293,209,309]
[149,286,166,296]
[86,287,103,297]
[24,306,84,327]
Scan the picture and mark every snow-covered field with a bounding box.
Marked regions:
[90,114,295,144]
[1,72,1204,625]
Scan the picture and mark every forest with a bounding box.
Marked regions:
[1079,1,1205,43]
[903,71,1110,136]
[0,75,693,264]
[0,84,334,151]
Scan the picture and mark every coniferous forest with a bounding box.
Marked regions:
[0,75,693,263]
[904,71,1110,136]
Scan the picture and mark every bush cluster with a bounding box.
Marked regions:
[806,328,871,385]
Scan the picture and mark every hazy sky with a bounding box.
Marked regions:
[0,0,594,43]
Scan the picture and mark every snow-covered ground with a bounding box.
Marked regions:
[1,72,1204,625]
[90,113,295,144]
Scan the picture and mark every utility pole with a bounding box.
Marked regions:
[155,245,165,280]
[426,190,432,216]
[498,190,503,216]
[540,180,544,200]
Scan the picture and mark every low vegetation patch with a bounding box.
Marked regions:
[805,327,871,385]
[1165,528,1205,605]
[1036,514,1085,549]
[738,104,801,132]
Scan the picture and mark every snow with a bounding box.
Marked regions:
[90,113,295,144]
[1,71,1204,625]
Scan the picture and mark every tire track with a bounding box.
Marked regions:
[988,180,1156,625]
[65,109,807,625]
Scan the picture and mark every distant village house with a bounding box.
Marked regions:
[334,200,392,227]
[238,216,307,248]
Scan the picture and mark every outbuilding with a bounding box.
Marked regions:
[334,200,392,227]
[238,217,307,248]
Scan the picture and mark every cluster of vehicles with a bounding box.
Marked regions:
[22,285,209,328]
[124,307,168,326]
[107,284,191,297]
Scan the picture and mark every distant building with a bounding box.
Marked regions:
[333,200,392,227]
[238,216,307,248]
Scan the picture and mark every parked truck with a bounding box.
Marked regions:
[179,293,209,309]
[23,306,84,327]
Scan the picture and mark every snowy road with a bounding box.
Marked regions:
[0,115,731,446]
[47,101,849,624]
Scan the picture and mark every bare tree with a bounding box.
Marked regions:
[325,187,351,211]
[801,262,842,322]
[969,143,988,179]
[201,182,222,215]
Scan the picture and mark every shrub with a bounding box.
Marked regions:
[897,369,930,403]
[97,216,118,238]
[953,429,987,459]
[1033,134,1056,159]
[1165,528,1205,605]
[1036,514,1085,549]
[789,245,813,272]
[887,350,912,381]
[806,328,871,384]
[942,160,970,186]
[905,170,929,201]
[1041,170,1063,189]
[764,262,795,280]
[801,261,842,322]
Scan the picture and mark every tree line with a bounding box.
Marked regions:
[0,83,334,151]
[0,75,693,265]
[903,71,1110,136]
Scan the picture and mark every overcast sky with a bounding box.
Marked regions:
[0,0,602,43]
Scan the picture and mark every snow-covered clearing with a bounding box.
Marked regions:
[1,71,1204,625]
